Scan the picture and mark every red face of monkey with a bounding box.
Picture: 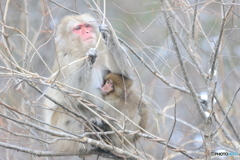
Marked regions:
[101,79,114,95]
[73,23,96,44]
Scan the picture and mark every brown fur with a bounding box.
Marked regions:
[104,73,133,99]
[102,73,148,148]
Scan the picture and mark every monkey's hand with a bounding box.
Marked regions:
[86,48,97,66]
[99,24,110,45]
[90,117,103,128]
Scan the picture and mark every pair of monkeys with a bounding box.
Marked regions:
[44,13,148,152]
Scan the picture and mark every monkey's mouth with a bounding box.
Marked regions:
[84,37,95,41]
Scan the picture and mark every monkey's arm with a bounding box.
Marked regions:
[86,48,97,67]
[99,25,134,78]
[55,48,97,90]
[76,48,97,90]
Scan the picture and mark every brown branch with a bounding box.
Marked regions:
[160,0,206,119]
[212,87,240,136]
[0,99,82,138]
[119,39,191,95]
[48,0,79,15]
[0,141,127,159]
[208,1,234,82]
[0,112,140,159]
[212,112,240,154]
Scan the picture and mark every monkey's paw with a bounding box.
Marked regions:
[99,24,110,45]
[79,144,92,155]
[86,48,97,65]
[90,117,103,128]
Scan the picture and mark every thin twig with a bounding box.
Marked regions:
[0,141,135,159]
[48,0,80,14]
[161,98,177,160]
[160,0,206,119]
[212,112,240,153]
[212,87,240,136]
[119,39,190,95]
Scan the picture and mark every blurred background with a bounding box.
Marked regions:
[0,0,240,159]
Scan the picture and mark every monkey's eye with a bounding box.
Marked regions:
[85,24,91,28]
[74,25,82,30]
[106,80,114,88]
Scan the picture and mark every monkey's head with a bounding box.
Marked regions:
[55,14,102,55]
[101,73,133,98]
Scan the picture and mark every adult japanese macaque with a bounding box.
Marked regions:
[44,14,134,152]
[101,73,148,148]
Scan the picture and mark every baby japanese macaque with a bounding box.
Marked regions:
[101,73,148,148]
